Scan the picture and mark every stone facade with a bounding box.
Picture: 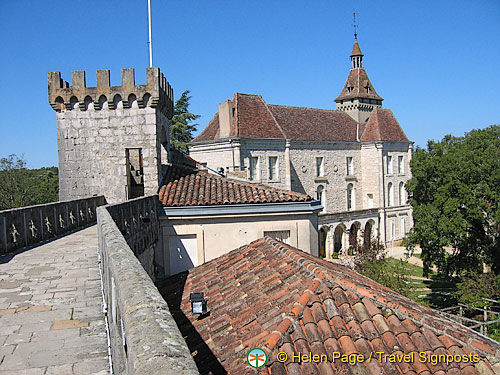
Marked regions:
[190,137,413,248]
[48,68,173,204]
[188,40,414,254]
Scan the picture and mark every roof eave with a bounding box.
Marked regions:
[162,200,322,217]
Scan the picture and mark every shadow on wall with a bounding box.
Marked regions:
[158,274,227,375]
[168,234,196,275]
[290,163,306,194]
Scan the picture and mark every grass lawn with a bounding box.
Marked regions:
[385,257,435,278]
[383,258,457,309]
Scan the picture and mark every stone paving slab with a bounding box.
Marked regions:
[0,226,109,375]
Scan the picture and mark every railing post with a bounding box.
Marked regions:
[23,210,28,247]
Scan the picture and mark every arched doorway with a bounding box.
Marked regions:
[349,222,361,251]
[334,224,345,253]
[363,221,372,251]
[318,227,328,258]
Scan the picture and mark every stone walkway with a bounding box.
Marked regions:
[0,226,109,375]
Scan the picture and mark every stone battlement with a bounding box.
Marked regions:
[48,67,173,116]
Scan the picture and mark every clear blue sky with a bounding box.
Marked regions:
[0,0,498,168]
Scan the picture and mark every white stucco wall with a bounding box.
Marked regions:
[160,211,318,276]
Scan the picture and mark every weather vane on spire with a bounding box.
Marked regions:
[352,10,358,41]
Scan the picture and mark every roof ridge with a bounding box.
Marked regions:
[260,97,287,138]
[267,103,341,113]
[202,172,310,198]
[260,238,328,354]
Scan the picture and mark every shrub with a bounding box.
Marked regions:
[355,241,411,297]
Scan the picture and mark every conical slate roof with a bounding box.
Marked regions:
[334,67,384,102]
[350,40,364,56]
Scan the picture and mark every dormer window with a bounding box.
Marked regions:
[364,84,371,93]
[346,85,353,94]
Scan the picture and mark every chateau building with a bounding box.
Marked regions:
[188,39,413,256]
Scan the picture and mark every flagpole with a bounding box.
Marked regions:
[148,0,153,67]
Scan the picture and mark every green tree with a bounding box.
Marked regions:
[0,154,31,209]
[169,90,200,152]
[0,154,58,210]
[405,125,500,276]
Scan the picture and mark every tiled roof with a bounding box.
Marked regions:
[360,108,410,142]
[351,41,364,57]
[158,170,311,207]
[193,94,369,143]
[159,238,500,375]
[233,93,285,138]
[335,67,384,102]
[267,105,359,142]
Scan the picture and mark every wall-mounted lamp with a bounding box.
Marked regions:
[190,292,207,314]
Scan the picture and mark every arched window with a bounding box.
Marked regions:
[347,183,354,211]
[388,182,393,206]
[317,185,325,212]
[399,182,405,205]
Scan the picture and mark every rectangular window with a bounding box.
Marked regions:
[398,156,404,174]
[387,155,393,174]
[249,157,259,181]
[400,217,407,236]
[316,157,324,177]
[268,156,278,180]
[346,157,353,175]
[264,230,290,245]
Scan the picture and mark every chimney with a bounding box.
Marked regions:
[218,100,233,138]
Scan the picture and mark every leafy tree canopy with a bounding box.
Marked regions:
[0,154,58,210]
[169,90,200,152]
[405,125,500,276]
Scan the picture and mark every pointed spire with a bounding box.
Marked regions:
[351,41,363,57]
[335,30,383,123]
[351,40,364,68]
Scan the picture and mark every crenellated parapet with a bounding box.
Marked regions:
[48,67,173,116]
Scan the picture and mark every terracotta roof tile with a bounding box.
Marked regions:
[193,93,362,143]
[360,107,410,142]
[159,238,500,374]
[159,167,311,207]
[267,104,359,142]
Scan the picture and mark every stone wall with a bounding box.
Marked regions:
[104,195,161,280]
[48,68,172,204]
[288,141,361,212]
[0,196,106,255]
[97,198,199,375]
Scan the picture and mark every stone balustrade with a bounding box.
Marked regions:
[0,196,106,255]
[97,195,199,374]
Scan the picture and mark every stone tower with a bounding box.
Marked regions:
[48,68,173,204]
[335,39,383,123]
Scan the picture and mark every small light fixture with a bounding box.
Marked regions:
[190,292,207,315]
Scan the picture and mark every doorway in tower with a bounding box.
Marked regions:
[126,148,145,199]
